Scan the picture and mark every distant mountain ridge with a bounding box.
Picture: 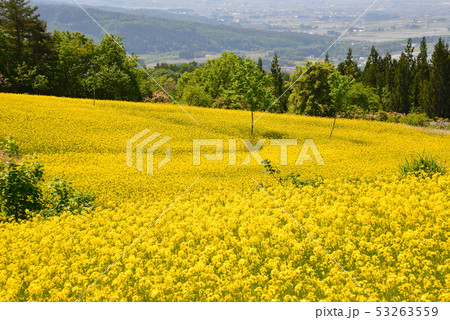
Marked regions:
[35,3,331,63]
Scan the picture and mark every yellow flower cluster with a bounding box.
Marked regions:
[0,93,448,301]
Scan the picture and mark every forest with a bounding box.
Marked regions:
[1,0,449,121]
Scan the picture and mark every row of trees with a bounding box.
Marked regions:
[1,0,449,120]
[361,38,449,118]
[176,37,449,120]
[0,0,151,100]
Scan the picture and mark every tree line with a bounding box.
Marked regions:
[0,0,449,121]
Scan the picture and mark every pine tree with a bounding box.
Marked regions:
[391,39,415,114]
[257,57,264,74]
[363,45,381,90]
[429,38,449,118]
[0,0,53,92]
[337,48,360,79]
[270,53,287,113]
[380,52,394,110]
[324,52,330,63]
[411,37,430,113]
[0,0,41,61]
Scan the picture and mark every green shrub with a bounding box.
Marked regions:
[286,173,324,188]
[386,113,403,123]
[376,110,389,122]
[347,82,381,113]
[0,158,44,221]
[262,159,324,188]
[181,84,213,107]
[0,136,20,164]
[399,113,430,127]
[0,137,95,221]
[400,153,447,177]
[43,177,96,216]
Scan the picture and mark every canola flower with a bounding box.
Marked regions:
[0,93,449,302]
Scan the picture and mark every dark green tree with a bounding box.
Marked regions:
[0,27,8,79]
[391,39,415,113]
[380,53,395,109]
[0,0,39,61]
[410,37,430,113]
[337,48,360,79]
[288,61,335,116]
[53,31,96,97]
[363,45,382,90]
[93,35,142,101]
[270,53,287,113]
[0,0,53,92]
[257,57,264,74]
[428,38,449,118]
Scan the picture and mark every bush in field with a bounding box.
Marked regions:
[386,112,404,123]
[399,113,430,127]
[262,159,324,188]
[400,152,447,177]
[0,137,95,221]
[43,177,96,216]
[0,158,44,221]
[0,136,19,161]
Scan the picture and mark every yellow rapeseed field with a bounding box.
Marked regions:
[0,93,449,302]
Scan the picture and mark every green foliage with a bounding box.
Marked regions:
[428,38,450,119]
[0,135,19,158]
[363,46,382,90]
[0,27,8,76]
[327,72,354,138]
[42,177,96,217]
[0,138,95,221]
[386,112,404,123]
[270,53,288,113]
[0,157,44,221]
[228,58,273,134]
[93,35,142,101]
[150,62,199,80]
[400,153,447,177]
[178,52,244,101]
[288,61,335,117]
[328,72,354,115]
[178,52,274,133]
[0,0,54,93]
[228,58,272,112]
[181,84,213,107]
[399,113,430,127]
[262,159,324,188]
[337,48,360,79]
[347,82,381,113]
[53,30,96,97]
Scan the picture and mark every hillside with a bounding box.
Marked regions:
[0,93,449,301]
[36,4,331,64]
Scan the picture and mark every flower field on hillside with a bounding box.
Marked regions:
[0,93,448,301]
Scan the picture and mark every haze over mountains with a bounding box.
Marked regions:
[33,0,450,66]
